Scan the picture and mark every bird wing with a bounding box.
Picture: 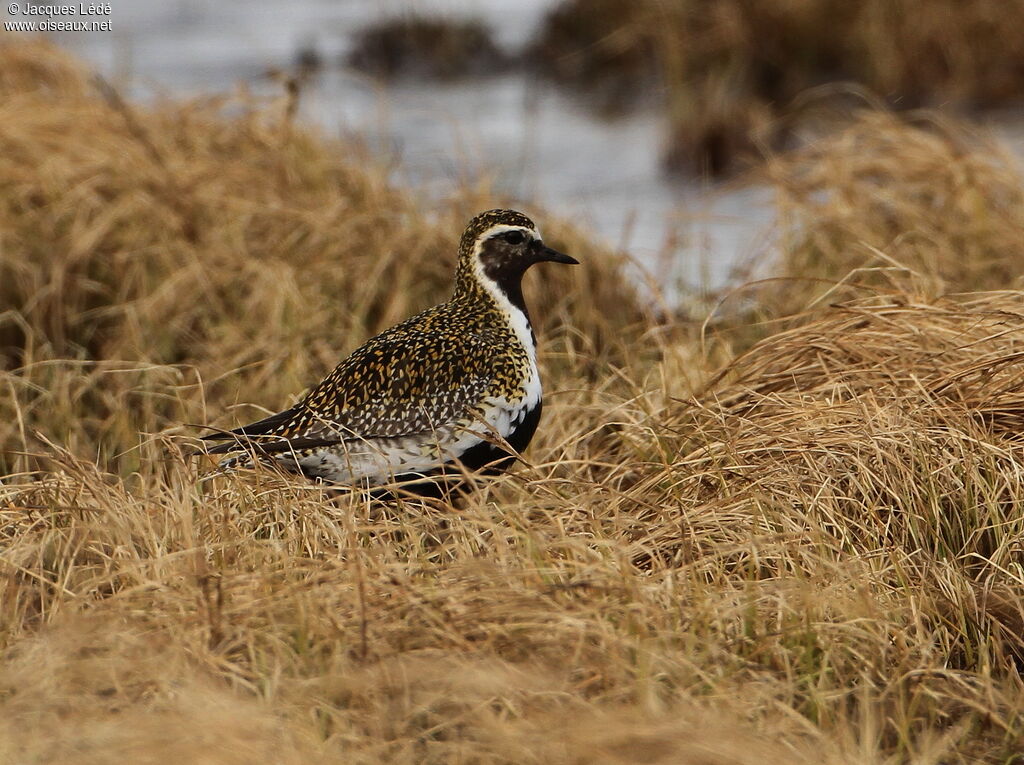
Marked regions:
[200,308,513,456]
[199,405,314,455]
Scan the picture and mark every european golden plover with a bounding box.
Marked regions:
[199,209,578,492]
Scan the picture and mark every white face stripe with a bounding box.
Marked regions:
[478,223,541,241]
[469,236,535,331]
[469,231,542,406]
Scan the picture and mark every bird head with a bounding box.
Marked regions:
[455,209,578,303]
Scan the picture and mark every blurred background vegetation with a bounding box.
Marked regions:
[18,0,1024,293]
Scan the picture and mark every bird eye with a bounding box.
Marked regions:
[502,230,526,245]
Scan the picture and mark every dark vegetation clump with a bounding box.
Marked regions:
[531,0,1024,176]
[347,16,510,81]
[525,0,662,113]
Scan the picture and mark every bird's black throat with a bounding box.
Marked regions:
[482,260,531,317]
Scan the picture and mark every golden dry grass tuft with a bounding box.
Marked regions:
[763,111,1024,305]
[2,41,1024,763]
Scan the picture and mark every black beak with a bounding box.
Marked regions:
[538,245,579,265]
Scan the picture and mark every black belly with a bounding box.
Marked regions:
[379,400,544,499]
[456,399,543,474]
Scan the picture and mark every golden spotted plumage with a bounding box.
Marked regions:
[199,209,578,490]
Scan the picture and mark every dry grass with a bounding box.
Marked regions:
[2,41,1024,763]
[747,110,1024,319]
[0,40,643,477]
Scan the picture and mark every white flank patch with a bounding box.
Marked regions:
[286,398,527,484]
